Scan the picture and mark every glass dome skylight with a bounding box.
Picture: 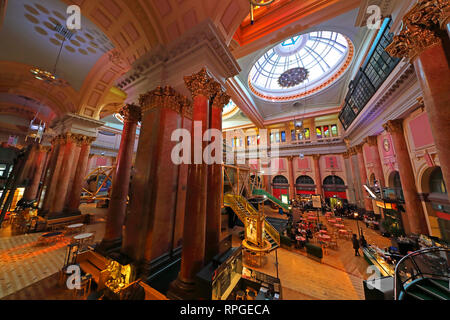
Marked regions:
[248,31,354,101]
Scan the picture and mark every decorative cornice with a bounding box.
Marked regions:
[139,86,189,115]
[117,19,241,91]
[119,104,142,123]
[386,0,449,62]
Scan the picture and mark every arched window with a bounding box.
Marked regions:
[429,167,447,194]
[273,175,288,184]
[296,175,314,185]
[323,175,345,186]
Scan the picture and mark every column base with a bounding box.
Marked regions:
[96,237,123,256]
[166,277,198,300]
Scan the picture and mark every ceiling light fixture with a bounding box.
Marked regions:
[250,0,276,25]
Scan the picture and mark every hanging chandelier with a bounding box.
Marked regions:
[27,24,74,142]
[30,24,73,87]
[250,0,276,25]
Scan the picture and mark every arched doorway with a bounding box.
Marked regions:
[422,167,449,241]
[272,175,289,203]
[323,175,347,208]
[295,175,315,198]
[386,171,404,201]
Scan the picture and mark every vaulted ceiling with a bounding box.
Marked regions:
[0,0,397,135]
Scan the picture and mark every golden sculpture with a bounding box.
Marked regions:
[105,260,135,294]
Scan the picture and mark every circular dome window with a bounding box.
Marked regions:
[248,31,354,101]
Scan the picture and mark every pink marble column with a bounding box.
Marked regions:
[121,87,189,271]
[355,144,374,212]
[101,104,141,246]
[66,137,94,212]
[42,136,65,213]
[23,145,48,201]
[365,136,386,187]
[386,3,450,197]
[287,156,296,200]
[169,68,216,299]
[312,155,323,197]
[50,134,78,215]
[383,120,429,235]
[205,89,230,262]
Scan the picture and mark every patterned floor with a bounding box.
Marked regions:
[0,232,68,299]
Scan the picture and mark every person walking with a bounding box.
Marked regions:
[352,234,360,256]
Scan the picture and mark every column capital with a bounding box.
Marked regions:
[354,144,364,154]
[119,104,142,123]
[139,86,189,115]
[386,0,449,62]
[184,68,217,99]
[365,136,378,147]
[342,152,350,159]
[73,134,96,147]
[383,119,404,134]
[312,154,321,161]
[211,90,231,110]
[343,138,351,149]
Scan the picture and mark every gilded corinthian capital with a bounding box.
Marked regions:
[386,0,449,62]
[139,86,188,115]
[120,104,142,123]
[184,68,217,99]
[212,91,231,110]
[383,119,404,134]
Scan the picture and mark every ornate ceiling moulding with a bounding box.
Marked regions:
[139,86,190,116]
[386,0,449,63]
[117,19,241,92]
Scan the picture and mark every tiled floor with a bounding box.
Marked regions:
[0,203,107,300]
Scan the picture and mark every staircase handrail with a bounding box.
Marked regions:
[264,219,280,246]
[394,247,449,300]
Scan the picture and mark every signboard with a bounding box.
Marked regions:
[312,195,322,208]
[375,200,398,211]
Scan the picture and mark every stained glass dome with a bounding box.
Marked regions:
[248,31,354,101]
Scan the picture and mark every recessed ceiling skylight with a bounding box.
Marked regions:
[248,31,354,101]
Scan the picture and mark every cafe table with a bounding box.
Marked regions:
[335,218,343,222]
[318,234,331,241]
[328,219,336,224]
[334,224,345,229]
[319,230,328,234]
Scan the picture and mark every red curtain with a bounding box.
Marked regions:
[324,191,347,199]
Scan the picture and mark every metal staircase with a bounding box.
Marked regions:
[252,188,290,212]
[224,193,280,252]
[395,247,449,300]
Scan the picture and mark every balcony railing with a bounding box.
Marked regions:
[339,18,401,130]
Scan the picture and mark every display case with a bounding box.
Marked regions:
[363,246,395,277]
